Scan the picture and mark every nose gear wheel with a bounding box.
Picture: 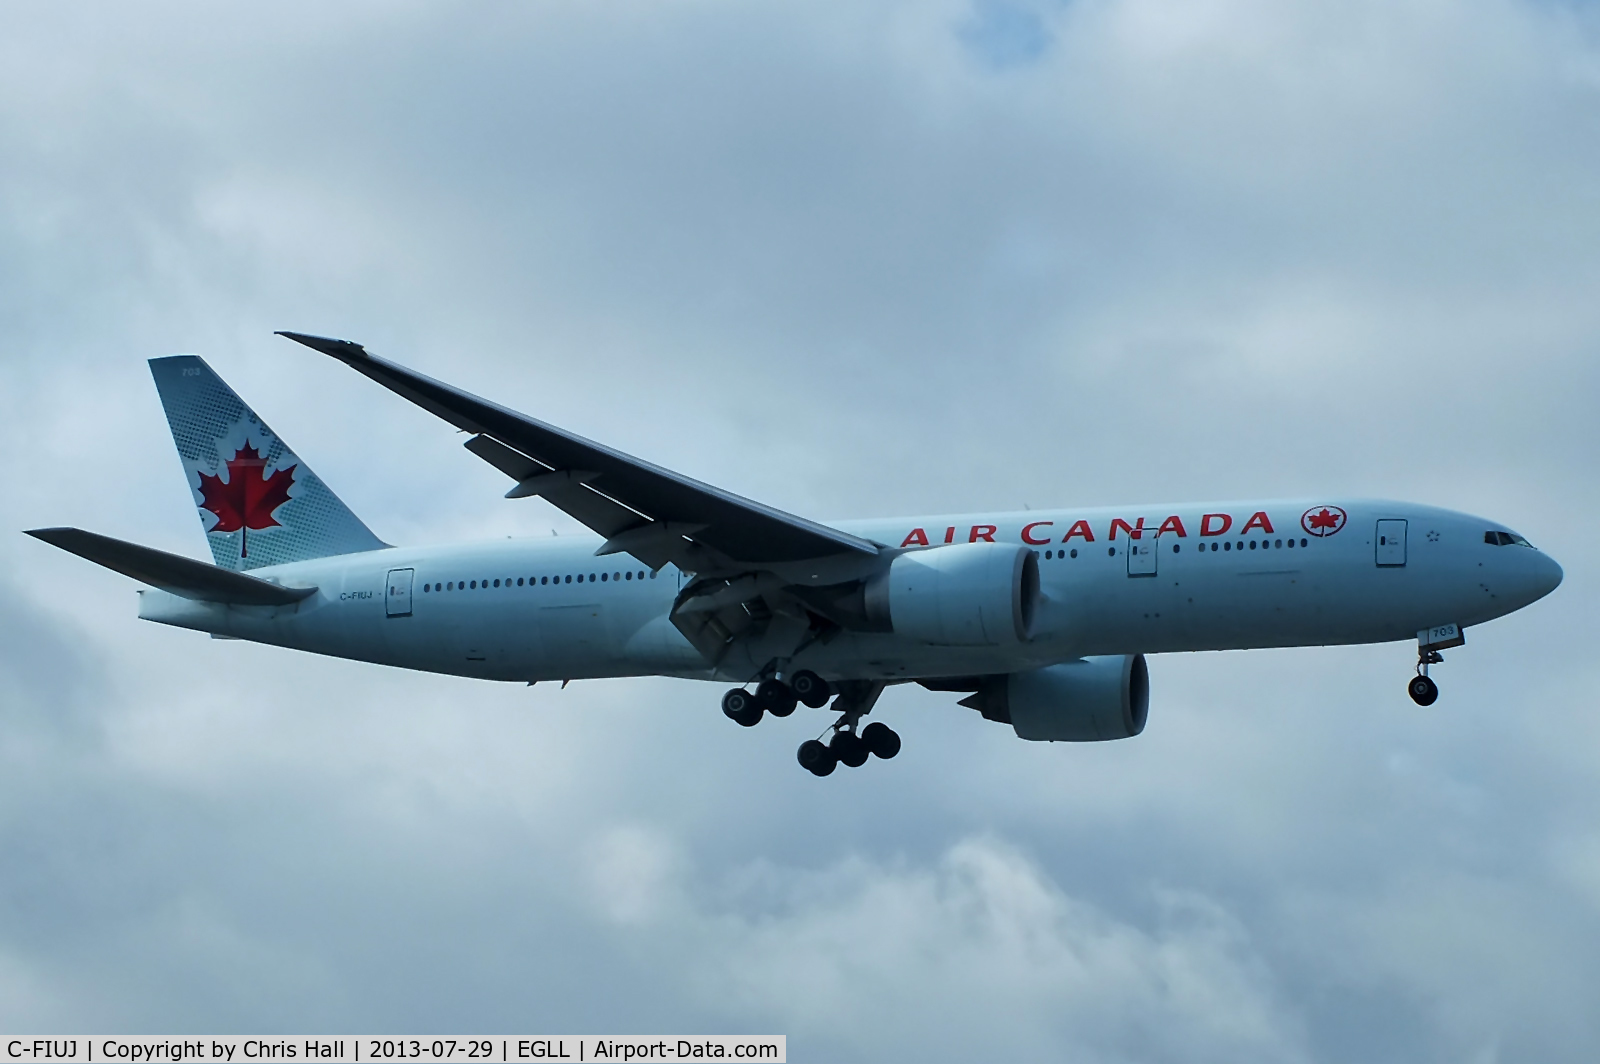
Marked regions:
[1409,647,1445,706]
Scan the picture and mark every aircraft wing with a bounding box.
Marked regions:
[277,332,880,574]
[25,527,317,606]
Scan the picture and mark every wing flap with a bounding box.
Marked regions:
[25,527,317,606]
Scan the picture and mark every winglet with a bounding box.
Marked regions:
[275,331,369,363]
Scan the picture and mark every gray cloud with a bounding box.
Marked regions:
[1,0,1598,1058]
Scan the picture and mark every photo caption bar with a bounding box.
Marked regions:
[1,1039,784,1064]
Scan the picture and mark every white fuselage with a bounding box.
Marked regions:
[137,498,1563,685]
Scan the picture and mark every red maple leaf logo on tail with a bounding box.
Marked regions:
[197,442,296,558]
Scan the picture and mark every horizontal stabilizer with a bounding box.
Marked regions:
[24,528,317,606]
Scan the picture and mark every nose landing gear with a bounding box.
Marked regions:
[1409,624,1463,706]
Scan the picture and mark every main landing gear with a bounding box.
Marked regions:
[797,679,898,777]
[720,672,901,776]
[797,721,901,777]
[720,669,828,727]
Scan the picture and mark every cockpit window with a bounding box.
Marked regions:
[1485,530,1533,547]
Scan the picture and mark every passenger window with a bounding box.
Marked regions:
[1069,549,1078,559]
[1223,542,1230,551]
[565,575,571,583]
[1275,539,1282,548]
[1300,538,1307,547]
[1172,544,1180,553]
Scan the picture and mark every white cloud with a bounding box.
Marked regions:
[689,838,1308,1062]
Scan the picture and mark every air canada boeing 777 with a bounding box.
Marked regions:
[27,333,1564,775]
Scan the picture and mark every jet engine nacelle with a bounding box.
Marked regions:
[964,656,1149,741]
[864,541,1040,646]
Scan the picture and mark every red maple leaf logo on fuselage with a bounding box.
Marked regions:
[197,442,295,558]
[1301,505,1347,537]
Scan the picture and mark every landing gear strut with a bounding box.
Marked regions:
[1409,651,1441,706]
[795,681,900,777]
[722,673,902,776]
[1408,625,1464,706]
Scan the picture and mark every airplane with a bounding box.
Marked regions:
[26,332,1564,776]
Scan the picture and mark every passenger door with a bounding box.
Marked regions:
[1127,536,1158,577]
[385,568,414,616]
[1375,520,1407,567]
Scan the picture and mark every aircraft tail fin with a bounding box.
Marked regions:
[148,355,387,571]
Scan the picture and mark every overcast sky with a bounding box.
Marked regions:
[2,0,1598,1059]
